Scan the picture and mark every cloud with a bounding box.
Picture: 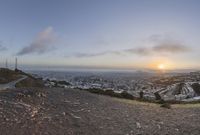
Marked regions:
[152,43,189,53]
[71,51,120,57]
[125,35,190,56]
[74,52,108,58]
[124,43,189,56]
[69,42,190,58]
[125,47,151,56]
[0,41,7,51]
[17,27,57,55]
[67,34,191,58]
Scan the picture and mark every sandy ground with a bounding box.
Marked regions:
[0,88,200,135]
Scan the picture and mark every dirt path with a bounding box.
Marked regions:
[0,88,200,135]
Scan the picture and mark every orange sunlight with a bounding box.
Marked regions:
[158,64,165,70]
[147,58,175,70]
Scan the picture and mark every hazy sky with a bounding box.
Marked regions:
[0,0,200,70]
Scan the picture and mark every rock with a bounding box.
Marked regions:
[175,128,179,132]
[62,112,66,116]
[136,122,141,129]
[157,124,161,129]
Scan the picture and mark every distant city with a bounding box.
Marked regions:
[29,70,200,102]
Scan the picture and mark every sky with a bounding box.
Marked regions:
[0,0,200,71]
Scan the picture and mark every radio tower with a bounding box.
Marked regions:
[15,57,18,71]
[5,59,8,69]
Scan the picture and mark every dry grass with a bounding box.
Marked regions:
[15,77,44,88]
[114,97,159,107]
[0,68,21,84]
[115,97,200,109]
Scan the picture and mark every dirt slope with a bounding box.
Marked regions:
[0,88,200,135]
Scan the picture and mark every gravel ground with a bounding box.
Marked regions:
[0,88,200,135]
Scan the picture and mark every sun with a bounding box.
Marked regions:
[158,64,165,70]
[148,59,173,70]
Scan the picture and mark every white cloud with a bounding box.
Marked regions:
[17,27,57,55]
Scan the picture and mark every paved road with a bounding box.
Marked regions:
[0,75,27,90]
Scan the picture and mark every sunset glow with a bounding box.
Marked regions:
[158,64,165,70]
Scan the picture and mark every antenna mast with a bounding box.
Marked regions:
[5,59,8,69]
[15,57,18,70]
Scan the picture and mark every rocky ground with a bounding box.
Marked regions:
[0,88,200,135]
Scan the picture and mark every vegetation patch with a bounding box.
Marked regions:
[83,88,200,106]
[15,77,44,88]
[84,88,134,100]
[0,68,21,84]
[191,83,200,96]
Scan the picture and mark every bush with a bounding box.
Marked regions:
[191,83,200,95]
[154,92,162,100]
[158,99,165,104]
[57,80,71,86]
[85,89,134,99]
[120,91,134,99]
[160,103,171,109]
[86,88,104,94]
[104,90,115,95]
[104,90,123,98]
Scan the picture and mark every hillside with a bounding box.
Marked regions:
[0,88,200,135]
[0,68,21,84]
[0,68,44,88]
[1,68,200,134]
[15,76,44,88]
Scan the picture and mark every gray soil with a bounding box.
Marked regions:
[0,88,200,135]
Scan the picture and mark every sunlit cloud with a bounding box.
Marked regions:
[17,27,57,55]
